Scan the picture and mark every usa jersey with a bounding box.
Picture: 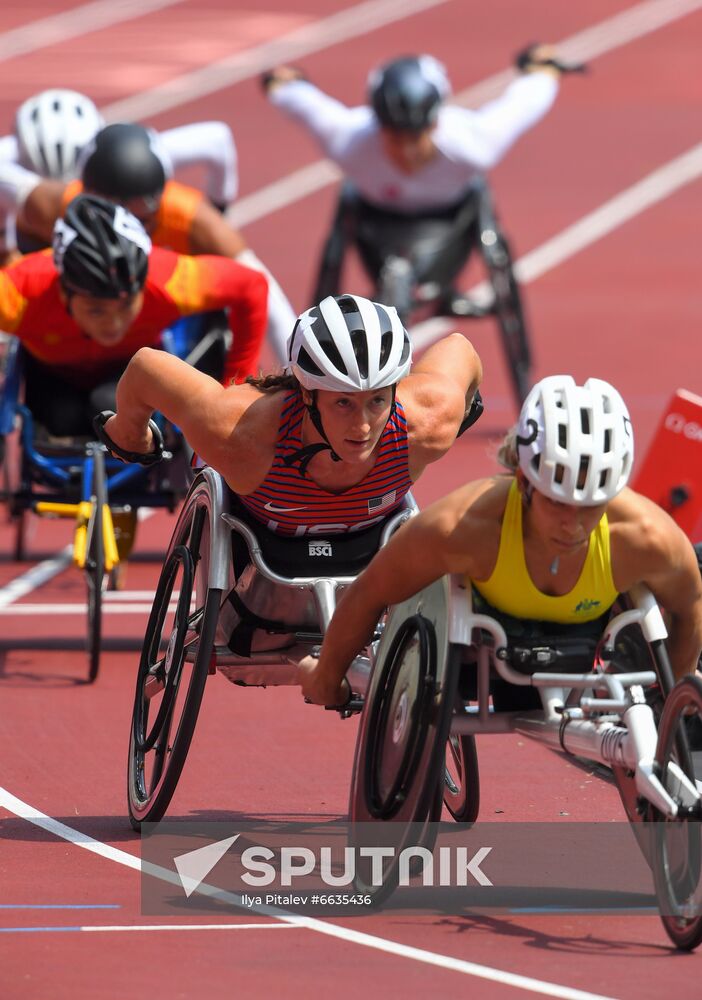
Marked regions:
[238,391,412,536]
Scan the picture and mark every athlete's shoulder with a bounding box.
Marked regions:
[143,244,180,287]
[161,179,204,210]
[2,248,57,295]
[61,178,82,211]
[608,487,691,568]
[424,475,509,535]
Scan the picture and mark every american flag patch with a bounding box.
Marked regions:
[368,490,397,514]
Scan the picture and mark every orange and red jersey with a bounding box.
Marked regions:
[61,179,203,254]
[0,246,267,387]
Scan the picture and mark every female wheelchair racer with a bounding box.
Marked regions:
[298,374,702,946]
[95,294,483,826]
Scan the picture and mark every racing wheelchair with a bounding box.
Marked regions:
[0,316,224,681]
[347,574,702,950]
[312,177,531,410]
[311,56,587,412]
[116,461,418,830]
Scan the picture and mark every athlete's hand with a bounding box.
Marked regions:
[261,65,307,94]
[101,413,155,463]
[514,43,562,77]
[297,655,349,707]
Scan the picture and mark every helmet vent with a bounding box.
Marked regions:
[580,408,590,434]
[320,335,347,376]
[349,330,369,379]
[297,346,324,377]
[603,428,612,453]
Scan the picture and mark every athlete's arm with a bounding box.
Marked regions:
[173,193,295,368]
[16,178,65,245]
[106,347,257,476]
[159,121,238,208]
[436,71,559,171]
[298,485,488,705]
[612,493,702,680]
[266,73,370,159]
[401,332,483,475]
[187,196,247,257]
[175,254,268,383]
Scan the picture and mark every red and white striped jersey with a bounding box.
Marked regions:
[238,390,412,536]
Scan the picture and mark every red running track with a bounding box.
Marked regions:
[1,1,701,998]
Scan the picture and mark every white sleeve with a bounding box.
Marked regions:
[158,121,239,206]
[0,160,42,212]
[0,134,20,163]
[268,80,370,160]
[437,72,559,171]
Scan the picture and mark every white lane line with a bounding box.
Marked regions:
[0,603,174,615]
[101,0,451,123]
[103,590,179,601]
[0,923,301,934]
[0,509,157,608]
[228,0,702,228]
[409,139,702,351]
[515,141,702,284]
[0,0,186,64]
[0,786,617,1000]
[0,548,72,609]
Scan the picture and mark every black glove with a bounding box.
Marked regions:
[261,66,307,94]
[514,43,588,75]
[457,389,484,437]
[93,411,169,467]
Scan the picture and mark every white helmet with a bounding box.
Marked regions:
[516,375,634,505]
[15,89,104,180]
[288,294,412,393]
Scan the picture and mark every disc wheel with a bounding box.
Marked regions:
[652,675,702,950]
[128,492,220,830]
[85,447,106,683]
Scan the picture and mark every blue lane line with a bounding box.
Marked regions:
[0,905,120,910]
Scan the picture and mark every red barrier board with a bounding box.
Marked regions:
[633,389,702,541]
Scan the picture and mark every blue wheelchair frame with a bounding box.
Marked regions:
[0,310,222,517]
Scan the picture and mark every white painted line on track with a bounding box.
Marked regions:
[409,139,702,351]
[0,509,158,608]
[0,0,187,64]
[228,0,702,228]
[101,0,452,123]
[0,603,175,615]
[0,923,302,934]
[0,786,618,1000]
[515,141,702,285]
[0,548,72,609]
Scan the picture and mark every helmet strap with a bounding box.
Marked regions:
[282,386,398,477]
[282,391,341,477]
[61,285,75,317]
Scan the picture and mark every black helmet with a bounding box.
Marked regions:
[368,55,449,131]
[53,193,151,298]
[80,123,166,202]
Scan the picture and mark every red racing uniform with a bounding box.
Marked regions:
[0,245,268,386]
